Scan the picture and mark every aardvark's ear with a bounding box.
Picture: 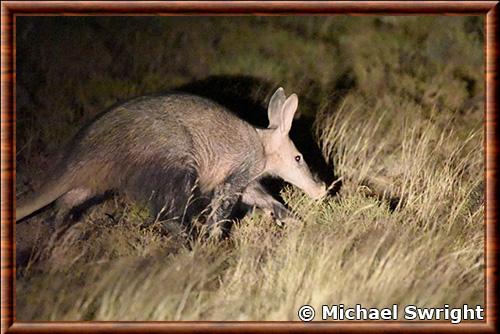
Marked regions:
[267,87,286,129]
[279,93,298,135]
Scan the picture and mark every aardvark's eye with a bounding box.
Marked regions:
[295,155,301,162]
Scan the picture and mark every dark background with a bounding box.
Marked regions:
[16,16,483,194]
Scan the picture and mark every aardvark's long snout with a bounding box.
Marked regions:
[302,173,327,200]
[308,181,327,200]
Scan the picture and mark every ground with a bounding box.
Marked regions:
[15,16,484,320]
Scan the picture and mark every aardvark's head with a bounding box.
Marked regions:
[258,87,326,199]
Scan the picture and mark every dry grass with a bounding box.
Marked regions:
[16,94,483,320]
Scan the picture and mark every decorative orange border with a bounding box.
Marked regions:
[1,1,498,333]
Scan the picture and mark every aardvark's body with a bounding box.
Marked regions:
[17,88,326,227]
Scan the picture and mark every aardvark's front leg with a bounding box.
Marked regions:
[241,180,294,223]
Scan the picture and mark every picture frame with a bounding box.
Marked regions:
[1,1,497,333]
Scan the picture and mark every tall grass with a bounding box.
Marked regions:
[17,94,483,320]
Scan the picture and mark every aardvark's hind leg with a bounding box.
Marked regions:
[53,187,95,226]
